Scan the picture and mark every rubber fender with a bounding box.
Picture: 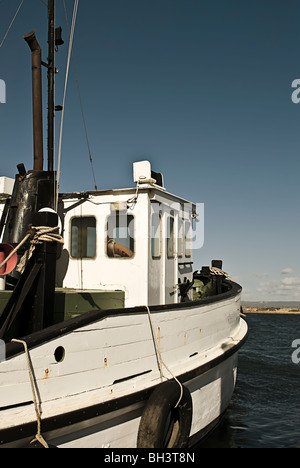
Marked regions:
[137,380,193,448]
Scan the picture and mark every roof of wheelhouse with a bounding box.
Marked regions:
[59,160,195,207]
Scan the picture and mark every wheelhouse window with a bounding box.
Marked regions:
[185,221,192,257]
[178,218,183,258]
[71,216,96,259]
[151,211,162,258]
[167,211,175,259]
[107,211,134,258]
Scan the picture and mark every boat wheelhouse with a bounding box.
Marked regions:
[57,160,198,308]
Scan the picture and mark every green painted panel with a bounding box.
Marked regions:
[53,289,125,322]
[0,289,125,324]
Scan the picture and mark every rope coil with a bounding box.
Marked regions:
[17,225,64,274]
[0,225,64,275]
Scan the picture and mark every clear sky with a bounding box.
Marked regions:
[0,0,300,302]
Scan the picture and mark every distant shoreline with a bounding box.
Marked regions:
[243,307,300,315]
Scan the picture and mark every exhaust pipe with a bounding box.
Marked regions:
[24,30,44,172]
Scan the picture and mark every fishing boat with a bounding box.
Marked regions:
[0,1,247,449]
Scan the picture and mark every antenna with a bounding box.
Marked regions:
[47,0,55,173]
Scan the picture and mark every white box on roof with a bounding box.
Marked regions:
[0,176,14,196]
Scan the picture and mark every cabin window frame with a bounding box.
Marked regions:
[178,217,184,258]
[106,211,135,259]
[184,220,192,258]
[167,210,175,259]
[70,215,97,260]
[151,210,162,259]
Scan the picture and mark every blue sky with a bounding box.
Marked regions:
[0,0,300,302]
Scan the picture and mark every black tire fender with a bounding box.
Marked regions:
[137,380,193,448]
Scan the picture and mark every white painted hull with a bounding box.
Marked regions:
[51,353,240,448]
[0,283,247,448]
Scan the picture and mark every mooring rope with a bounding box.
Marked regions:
[11,338,49,448]
[145,306,183,408]
[0,225,64,275]
[16,225,64,274]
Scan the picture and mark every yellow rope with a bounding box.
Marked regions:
[18,226,64,273]
[0,233,30,271]
[0,225,64,275]
[145,306,183,408]
[11,339,49,448]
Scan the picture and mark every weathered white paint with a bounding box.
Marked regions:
[0,292,247,447]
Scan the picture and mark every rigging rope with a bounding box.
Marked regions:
[56,0,79,210]
[0,0,25,50]
[62,0,98,192]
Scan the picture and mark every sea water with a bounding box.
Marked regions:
[198,314,300,448]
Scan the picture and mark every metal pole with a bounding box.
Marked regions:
[47,0,55,173]
[24,31,44,171]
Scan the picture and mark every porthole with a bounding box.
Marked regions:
[54,346,65,363]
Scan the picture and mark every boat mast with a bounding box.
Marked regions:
[0,2,63,339]
[47,0,55,173]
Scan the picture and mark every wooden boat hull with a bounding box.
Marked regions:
[0,281,247,448]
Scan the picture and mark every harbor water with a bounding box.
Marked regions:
[198,313,300,448]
